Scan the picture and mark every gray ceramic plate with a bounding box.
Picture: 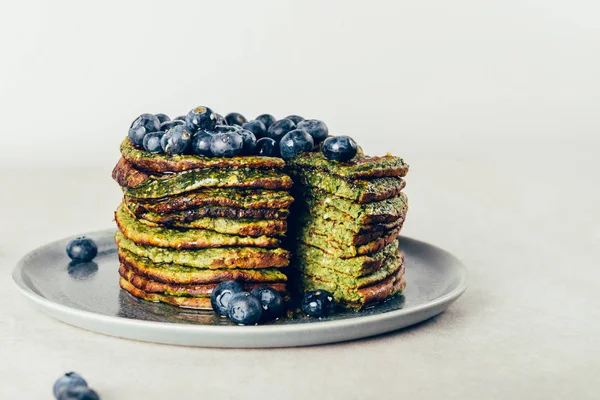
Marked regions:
[13,229,467,348]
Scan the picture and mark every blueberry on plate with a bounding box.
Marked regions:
[227,292,263,325]
[250,286,284,321]
[185,106,217,133]
[322,135,358,162]
[236,129,257,155]
[143,131,165,154]
[255,137,280,157]
[210,132,243,157]
[211,281,243,316]
[128,113,161,147]
[190,131,213,157]
[174,115,186,121]
[161,125,192,155]
[66,237,98,263]
[155,113,170,124]
[57,385,100,400]
[53,372,88,398]
[279,129,314,160]
[242,120,267,139]
[285,115,304,125]
[255,114,276,130]
[214,113,227,125]
[225,112,247,126]
[160,119,185,132]
[267,119,296,142]
[297,119,329,143]
[301,289,335,317]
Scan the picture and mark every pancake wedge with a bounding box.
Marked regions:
[120,277,213,309]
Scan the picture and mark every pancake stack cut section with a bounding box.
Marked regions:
[112,138,294,309]
[287,151,409,309]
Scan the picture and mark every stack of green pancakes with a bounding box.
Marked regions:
[287,151,409,309]
[112,138,294,309]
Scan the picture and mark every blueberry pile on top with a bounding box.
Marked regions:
[128,106,358,161]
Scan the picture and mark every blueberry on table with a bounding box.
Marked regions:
[225,112,247,126]
[191,131,213,156]
[185,106,217,133]
[250,286,284,321]
[154,113,170,124]
[227,292,263,325]
[160,120,185,132]
[255,114,276,130]
[211,281,244,316]
[57,385,100,400]
[255,137,280,157]
[161,125,192,155]
[236,128,257,155]
[279,129,314,160]
[53,372,88,398]
[143,131,165,154]
[322,135,358,162]
[214,113,227,126]
[210,132,243,157]
[267,119,296,142]
[285,115,304,124]
[66,237,98,263]
[242,120,267,139]
[301,289,335,317]
[128,113,161,147]
[297,119,329,143]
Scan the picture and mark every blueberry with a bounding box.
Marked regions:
[210,132,243,157]
[255,114,276,130]
[255,137,280,157]
[250,287,284,321]
[297,119,329,143]
[142,131,165,154]
[66,237,98,263]
[301,289,335,317]
[236,129,257,155]
[227,292,263,325]
[53,372,88,398]
[214,113,227,125]
[211,281,243,316]
[160,120,185,132]
[225,112,247,126]
[174,115,186,121]
[213,124,239,133]
[161,125,192,155]
[155,113,170,124]
[57,385,100,400]
[267,119,296,142]
[322,135,358,162]
[285,115,304,125]
[279,129,314,160]
[128,114,161,147]
[242,120,267,139]
[190,131,213,157]
[185,106,217,133]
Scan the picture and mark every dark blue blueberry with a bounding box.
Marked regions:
[66,237,98,263]
[160,120,185,132]
[190,131,213,157]
[160,125,192,155]
[267,119,296,142]
[210,132,243,157]
[213,124,238,133]
[225,112,247,126]
[242,120,267,139]
[174,115,186,121]
[285,115,304,124]
[214,113,227,125]
[250,286,284,321]
[68,261,98,280]
[301,289,335,317]
[143,131,165,154]
[211,281,243,316]
[236,129,257,155]
[154,113,170,124]
[128,113,161,147]
[322,135,358,162]
[279,129,314,160]
[185,106,217,133]
[53,372,88,398]
[256,114,276,130]
[227,292,263,325]
[297,119,329,143]
[255,137,280,157]
[57,385,100,400]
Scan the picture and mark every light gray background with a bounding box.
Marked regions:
[1,1,599,399]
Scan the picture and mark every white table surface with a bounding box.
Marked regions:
[1,140,598,399]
